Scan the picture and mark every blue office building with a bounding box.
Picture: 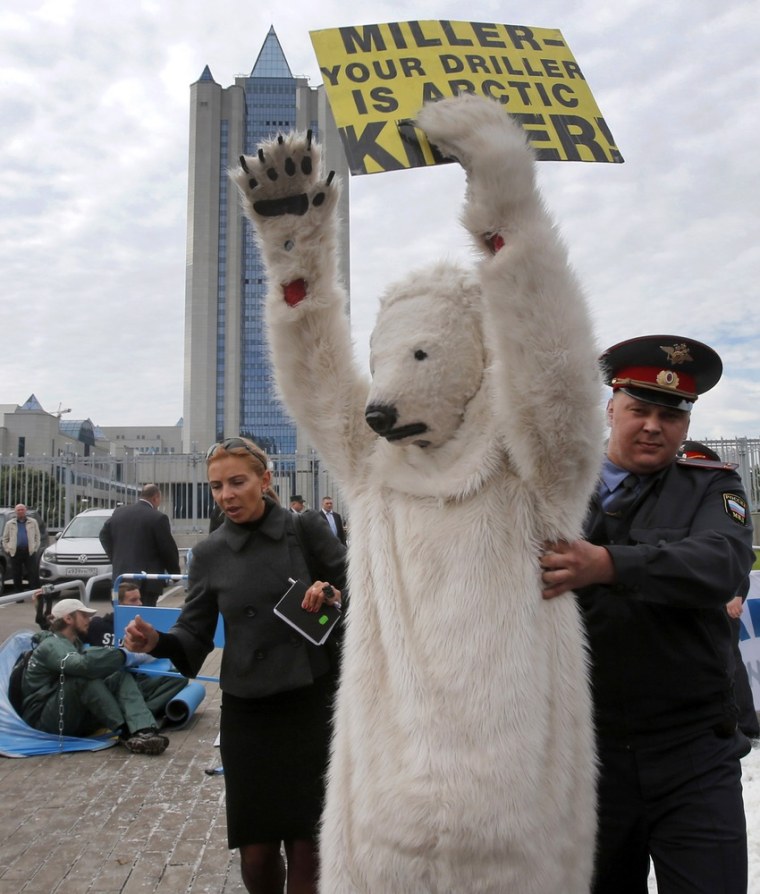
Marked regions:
[182,28,349,455]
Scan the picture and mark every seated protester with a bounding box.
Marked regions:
[84,583,189,722]
[33,587,56,631]
[20,598,169,755]
[85,582,143,648]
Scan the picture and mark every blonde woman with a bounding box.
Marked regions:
[125,437,346,893]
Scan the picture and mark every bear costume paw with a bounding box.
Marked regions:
[417,95,538,252]
[231,131,342,307]
[233,131,338,224]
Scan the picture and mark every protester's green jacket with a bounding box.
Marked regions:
[20,631,127,725]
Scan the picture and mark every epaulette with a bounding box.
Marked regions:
[676,456,739,471]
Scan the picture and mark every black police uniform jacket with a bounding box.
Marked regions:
[578,460,755,746]
[153,500,347,699]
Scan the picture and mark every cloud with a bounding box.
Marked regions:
[0,0,758,436]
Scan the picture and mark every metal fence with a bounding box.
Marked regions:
[0,451,340,533]
[1,438,758,534]
[699,437,760,513]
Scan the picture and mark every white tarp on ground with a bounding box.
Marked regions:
[738,571,760,708]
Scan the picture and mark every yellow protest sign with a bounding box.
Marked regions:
[310,20,623,174]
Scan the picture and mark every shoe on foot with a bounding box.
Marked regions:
[121,728,169,755]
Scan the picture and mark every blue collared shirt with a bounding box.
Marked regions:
[16,519,28,549]
[599,458,632,508]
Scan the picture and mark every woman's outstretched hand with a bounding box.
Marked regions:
[123,615,160,652]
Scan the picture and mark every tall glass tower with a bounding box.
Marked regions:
[182,28,349,455]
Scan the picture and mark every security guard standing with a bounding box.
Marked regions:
[540,335,755,894]
[679,440,760,741]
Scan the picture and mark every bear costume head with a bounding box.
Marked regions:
[365,261,485,450]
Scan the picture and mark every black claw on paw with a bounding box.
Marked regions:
[253,194,310,217]
[306,129,313,150]
[258,148,266,164]
[266,167,278,182]
[285,157,296,176]
[326,170,335,186]
[277,135,284,144]
[239,155,250,174]
[397,119,417,144]
[301,156,312,176]
[429,142,453,165]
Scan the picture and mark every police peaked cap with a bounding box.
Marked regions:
[601,334,722,412]
[677,439,739,470]
[680,440,721,462]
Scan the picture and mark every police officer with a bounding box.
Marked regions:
[679,442,760,741]
[540,335,755,894]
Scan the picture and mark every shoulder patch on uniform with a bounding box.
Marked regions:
[722,492,748,525]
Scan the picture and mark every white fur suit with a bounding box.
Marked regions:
[233,94,604,894]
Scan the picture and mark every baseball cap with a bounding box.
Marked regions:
[50,598,97,619]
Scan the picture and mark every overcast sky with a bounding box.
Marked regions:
[1,0,759,439]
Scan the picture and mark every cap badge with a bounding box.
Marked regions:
[660,343,693,365]
[656,370,680,390]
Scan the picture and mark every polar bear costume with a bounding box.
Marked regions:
[233,95,604,894]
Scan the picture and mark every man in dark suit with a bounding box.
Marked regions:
[320,496,347,546]
[100,484,180,606]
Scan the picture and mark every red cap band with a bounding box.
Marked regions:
[611,365,697,398]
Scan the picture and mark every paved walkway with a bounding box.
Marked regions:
[0,592,246,893]
[4,586,760,892]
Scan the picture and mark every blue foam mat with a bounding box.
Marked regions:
[163,679,206,727]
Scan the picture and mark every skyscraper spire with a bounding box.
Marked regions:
[183,29,348,454]
[250,26,293,78]
[196,64,216,83]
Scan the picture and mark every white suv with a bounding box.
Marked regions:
[39,508,114,597]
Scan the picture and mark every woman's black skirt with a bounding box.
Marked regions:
[220,672,336,848]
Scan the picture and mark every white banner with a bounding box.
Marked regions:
[738,571,760,707]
